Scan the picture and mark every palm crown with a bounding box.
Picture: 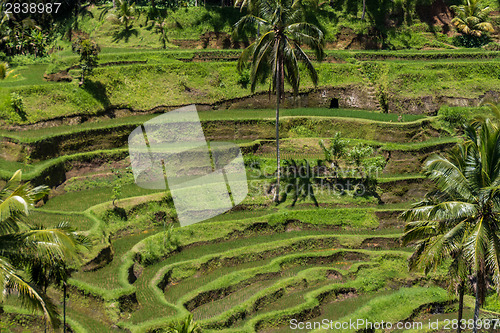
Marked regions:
[235,0,324,95]
[451,0,494,36]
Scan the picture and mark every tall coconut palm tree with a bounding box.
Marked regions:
[234,0,324,202]
[401,119,500,333]
[0,170,86,329]
[451,0,494,37]
[401,184,470,333]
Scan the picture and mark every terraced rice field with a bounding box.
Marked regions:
[34,198,454,332]
[0,104,485,332]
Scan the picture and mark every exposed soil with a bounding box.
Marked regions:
[375,210,404,229]
[416,0,454,35]
[326,269,344,281]
[380,178,433,204]
[334,27,381,50]
[382,142,455,174]
[43,70,73,82]
[81,242,114,272]
[171,32,249,50]
[128,262,144,284]
[46,158,129,195]
[360,237,400,249]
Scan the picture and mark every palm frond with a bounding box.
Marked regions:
[424,154,475,202]
[0,258,60,328]
[291,40,318,85]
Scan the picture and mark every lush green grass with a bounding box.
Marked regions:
[316,289,395,322]
[0,64,52,88]
[2,58,499,124]
[18,176,450,333]
[268,208,379,229]
[83,5,242,47]
[46,47,500,73]
[310,287,451,333]
[192,279,279,321]
[0,82,104,124]
[129,250,406,332]
[0,114,156,141]
[42,183,162,212]
[25,211,94,231]
[323,49,500,61]
[198,108,427,122]
[0,108,427,143]
[232,258,409,332]
[80,4,500,48]
[72,229,158,289]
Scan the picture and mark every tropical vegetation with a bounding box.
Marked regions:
[235,0,325,202]
[451,0,494,37]
[0,0,498,331]
[402,119,500,332]
[0,170,88,329]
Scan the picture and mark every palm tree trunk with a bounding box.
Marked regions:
[273,52,284,203]
[274,65,281,203]
[163,215,166,248]
[457,280,464,333]
[63,282,67,333]
[74,1,80,31]
[361,0,366,20]
[472,268,485,333]
[473,286,480,333]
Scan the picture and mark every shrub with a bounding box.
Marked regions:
[289,125,317,138]
[140,226,179,265]
[45,54,67,75]
[438,106,471,127]
[484,293,500,312]
[484,42,500,51]
[237,69,250,88]
[8,92,27,122]
[452,34,490,48]
[244,154,262,169]
[9,54,49,66]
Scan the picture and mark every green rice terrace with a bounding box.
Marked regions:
[1,0,500,332]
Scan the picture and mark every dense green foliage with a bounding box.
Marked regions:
[0,0,499,330]
[0,170,89,328]
[402,119,500,331]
